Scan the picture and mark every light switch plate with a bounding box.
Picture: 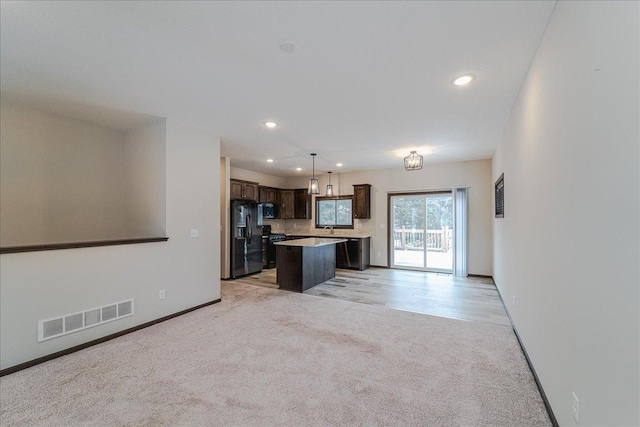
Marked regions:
[190,229,199,238]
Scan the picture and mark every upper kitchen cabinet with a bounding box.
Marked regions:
[259,186,278,204]
[353,184,371,219]
[278,190,295,219]
[230,179,259,201]
[294,189,312,219]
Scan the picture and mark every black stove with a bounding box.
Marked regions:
[266,233,286,268]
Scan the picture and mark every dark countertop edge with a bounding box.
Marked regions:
[0,237,169,254]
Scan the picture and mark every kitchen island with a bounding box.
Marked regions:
[282,233,371,271]
[274,237,347,292]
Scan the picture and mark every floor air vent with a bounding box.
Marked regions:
[38,299,134,342]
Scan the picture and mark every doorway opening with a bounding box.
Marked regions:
[389,192,454,273]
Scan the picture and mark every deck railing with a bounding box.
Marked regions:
[393,227,451,252]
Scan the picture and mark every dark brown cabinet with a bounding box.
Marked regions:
[278,190,295,219]
[353,184,371,219]
[231,179,259,201]
[230,180,243,199]
[276,244,337,292]
[336,237,370,271]
[294,189,312,219]
[259,186,278,203]
[244,183,258,201]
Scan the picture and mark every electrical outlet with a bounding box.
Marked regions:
[190,229,199,238]
[159,290,166,300]
[513,295,516,306]
[572,392,579,423]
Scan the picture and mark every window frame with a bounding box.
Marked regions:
[315,195,354,229]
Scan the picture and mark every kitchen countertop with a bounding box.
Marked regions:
[285,233,372,239]
[273,237,347,247]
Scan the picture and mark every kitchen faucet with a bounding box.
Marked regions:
[324,225,335,235]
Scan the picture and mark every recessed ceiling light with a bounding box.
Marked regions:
[279,40,297,54]
[264,121,277,128]
[267,159,274,163]
[296,167,302,171]
[452,75,474,86]
[336,163,343,167]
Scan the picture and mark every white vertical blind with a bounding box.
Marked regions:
[454,188,468,277]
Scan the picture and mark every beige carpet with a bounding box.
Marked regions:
[0,282,550,426]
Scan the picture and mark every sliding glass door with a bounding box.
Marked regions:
[390,192,454,273]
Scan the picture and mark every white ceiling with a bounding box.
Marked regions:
[0,1,556,177]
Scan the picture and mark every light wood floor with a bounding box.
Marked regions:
[228,267,511,327]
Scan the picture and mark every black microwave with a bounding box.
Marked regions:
[258,203,278,219]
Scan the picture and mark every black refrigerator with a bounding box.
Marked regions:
[231,199,262,279]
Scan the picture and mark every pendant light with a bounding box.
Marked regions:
[404,150,423,171]
[326,171,334,196]
[308,153,319,194]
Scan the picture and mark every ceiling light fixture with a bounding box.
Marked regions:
[296,167,302,171]
[404,151,423,171]
[452,75,474,86]
[264,121,277,128]
[336,163,343,167]
[308,153,319,195]
[326,171,334,196]
[267,159,274,163]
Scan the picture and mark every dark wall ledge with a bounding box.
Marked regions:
[0,237,169,254]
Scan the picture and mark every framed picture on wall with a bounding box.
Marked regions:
[495,173,504,218]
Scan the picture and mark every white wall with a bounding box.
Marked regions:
[230,166,287,189]
[492,2,639,425]
[0,119,221,370]
[0,101,128,246]
[285,160,493,274]
[0,102,170,245]
[124,120,167,237]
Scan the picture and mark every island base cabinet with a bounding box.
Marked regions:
[276,245,336,292]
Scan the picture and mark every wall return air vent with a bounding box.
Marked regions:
[38,299,134,342]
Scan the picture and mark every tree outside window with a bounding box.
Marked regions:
[316,197,353,228]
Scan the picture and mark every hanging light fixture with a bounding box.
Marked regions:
[404,151,423,171]
[326,171,334,196]
[308,153,319,194]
